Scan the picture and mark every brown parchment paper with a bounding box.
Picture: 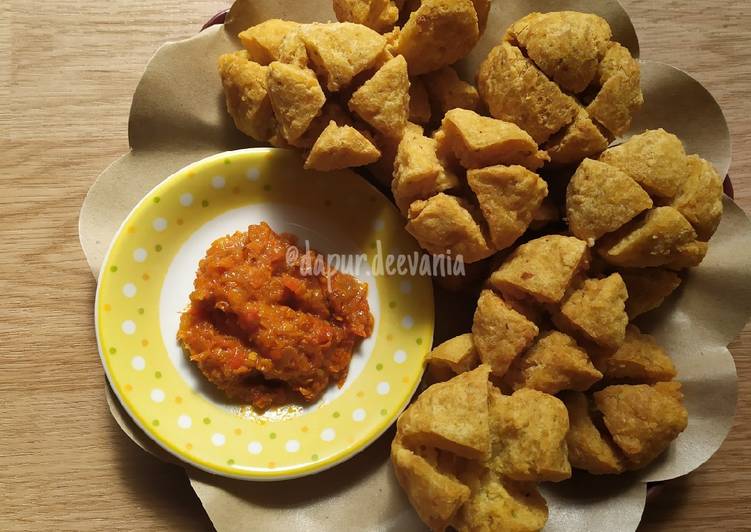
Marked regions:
[80,0,750,530]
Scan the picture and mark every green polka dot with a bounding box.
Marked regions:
[311,454,319,461]
[389,301,397,309]
[109,347,117,354]
[416,338,423,345]
[152,419,160,427]
[203,417,211,425]
[155,371,162,379]
[333,411,340,419]
[270,432,277,439]
[263,184,272,192]
[380,409,388,416]
[227,458,235,465]
[155,244,162,252]
[138,308,145,315]
[153,196,161,204]
[202,200,209,207]
[224,158,232,165]
[110,266,118,273]
[376,363,383,371]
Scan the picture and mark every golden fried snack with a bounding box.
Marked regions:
[397,365,492,460]
[594,384,688,469]
[500,292,547,326]
[561,391,626,475]
[472,290,539,377]
[477,42,580,144]
[266,62,326,143]
[654,380,684,402]
[503,331,603,394]
[349,55,410,138]
[409,77,432,125]
[333,0,399,33]
[287,101,352,149]
[238,19,301,65]
[586,43,643,137]
[672,155,724,241]
[590,325,677,383]
[453,464,548,532]
[597,207,707,269]
[300,23,386,92]
[218,51,275,142]
[391,445,470,531]
[599,129,689,199]
[545,109,609,167]
[277,29,309,68]
[490,235,589,305]
[423,66,480,115]
[397,0,480,76]
[619,268,683,319]
[467,165,548,250]
[505,12,612,94]
[427,334,479,382]
[406,194,495,263]
[440,109,550,170]
[566,158,653,242]
[393,124,460,213]
[486,387,571,482]
[304,121,381,171]
[554,273,629,351]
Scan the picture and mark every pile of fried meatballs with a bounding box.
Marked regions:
[218,1,725,530]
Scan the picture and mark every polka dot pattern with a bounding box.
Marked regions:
[122,283,137,298]
[131,356,145,371]
[121,320,136,335]
[321,428,336,442]
[96,150,434,479]
[178,415,192,429]
[150,388,165,403]
[152,217,167,232]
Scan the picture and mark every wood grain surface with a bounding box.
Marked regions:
[1,1,750,530]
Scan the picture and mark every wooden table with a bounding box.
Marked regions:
[2,1,750,530]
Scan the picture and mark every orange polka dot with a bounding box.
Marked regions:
[402,376,410,384]
[141,339,149,347]
[175,396,183,404]
[234,428,242,436]
[386,334,393,341]
[124,384,133,392]
[103,304,111,312]
[301,426,309,433]
[356,391,365,398]
[142,273,150,281]
[232,186,240,194]
[186,443,193,450]
[268,461,276,468]
[127,226,136,234]
[176,218,184,226]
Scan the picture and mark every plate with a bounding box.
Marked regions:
[95,148,434,480]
